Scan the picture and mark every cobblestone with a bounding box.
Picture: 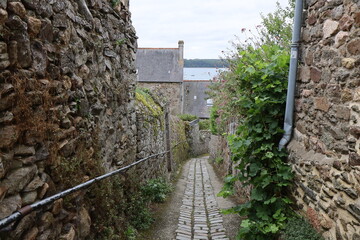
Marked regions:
[175,158,229,240]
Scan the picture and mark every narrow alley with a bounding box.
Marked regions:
[141,156,241,240]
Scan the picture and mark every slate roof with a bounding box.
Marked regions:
[136,43,184,83]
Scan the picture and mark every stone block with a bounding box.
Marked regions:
[308,14,317,25]
[339,15,354,31]
[1,165,37,195]
[299,66,311,82]
[348,39,360,55]
[0,125,20,149]
[0,8,7,25]
[27,16,41,36]
[333,105,350,120]
[14,145,35,157]
[7,2,26,19]
[342,58,356,69]
[0,194,21,219]
[310,67,322,82]
[349,153,360,166]
[341,89,353,102]
[22,191,37,205]
[23,227,39,240]
[323,19,339,39]
[348,204,360,222]
[314,97,330,112]
[335,31,349,48]
[78,207,91,238]
[24,176,44,192]
[331,5,343,20]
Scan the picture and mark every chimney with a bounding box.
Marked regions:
[178,40,184,67]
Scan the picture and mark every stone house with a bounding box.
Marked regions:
[182,68,223,119]
[135,41,184,115]
[183,80,212,119]
[288,1,360,239]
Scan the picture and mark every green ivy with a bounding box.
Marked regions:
[214,44,293,240]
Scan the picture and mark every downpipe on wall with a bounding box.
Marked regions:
[279,0,304,150]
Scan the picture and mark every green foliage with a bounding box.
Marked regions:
[209,107,220,135]
[178,114,198,122]
[260,0,295,48]
[210,2,295,238]
[199,119,210,130]
[141,178,172,203]
[282,217,324,240]
[184,59,229,68]
[111,0,120,7]
[124,226,138,240]
[87,175,126,240]
[218,44,293,240]
[126,194,154,230]
[125,178,172,232]
[115,38,126,46]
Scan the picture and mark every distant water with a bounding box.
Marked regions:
[183,68,227,81]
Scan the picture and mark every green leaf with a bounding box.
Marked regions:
[241,219,251,228]
[251,188,267,201]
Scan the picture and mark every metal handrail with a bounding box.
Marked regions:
[0,150,171,230]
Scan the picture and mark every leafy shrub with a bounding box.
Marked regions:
[178,114,198,122]
[125,178,172,233]
[126,194,154,230]
[199,119,210,130]
[282,217,324,240]
[218,43,292,240]
[209,107,220,135]
[124,226,138,240]
[141,178,172,203]
[209,1,295,239]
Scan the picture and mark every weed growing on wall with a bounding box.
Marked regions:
[177,113,198,122]
[199,119,210,130]
[135,88,163,118]
[282,217,324,240]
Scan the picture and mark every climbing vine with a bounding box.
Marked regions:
[209,1,295,239]
[218,45,293,240]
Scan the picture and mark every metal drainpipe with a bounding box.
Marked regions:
[279,0,304,150]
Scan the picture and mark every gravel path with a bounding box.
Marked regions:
[141,156,241,240]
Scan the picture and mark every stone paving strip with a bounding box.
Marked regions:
[176,158,229,240]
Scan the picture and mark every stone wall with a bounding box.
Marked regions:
[138,82,183,115]
[135,89,169,181]
[0,0,171,239]
[169,115,190,173]
[187,120,211,157]
[289,1,360,239]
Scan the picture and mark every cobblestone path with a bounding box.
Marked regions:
[175,158,229,240]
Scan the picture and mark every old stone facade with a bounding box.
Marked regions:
[183,80,212,119]
[0,0,189,239]
[288,0,360,239]
[136,41,184,115]
[138,82,183,116]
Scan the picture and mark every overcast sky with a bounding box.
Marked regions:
[130,0,290,59]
